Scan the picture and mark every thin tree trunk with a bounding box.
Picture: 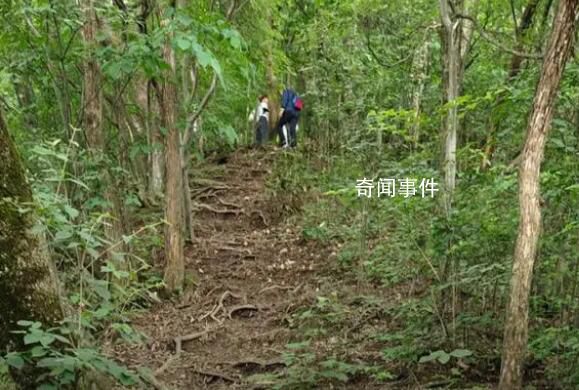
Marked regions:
[499,1,579,388]
[81,0,128,275]
[410,38,431,147]
[136,0,164,199]
[180,60,196,244]
[440,0,464,214]
[12,76,38,129]
[144,4,164,199]
[149,103,165,198]
[0,109,64,388]
[159,15,185,293]
[266,13,280,135]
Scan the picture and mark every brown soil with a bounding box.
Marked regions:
[108,148,334,389]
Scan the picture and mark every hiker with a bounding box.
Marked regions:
[249,95,269,146]
[281,123,299,149]
[277,87,303,148]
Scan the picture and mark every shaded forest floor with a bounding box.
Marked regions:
[106,148,496,389]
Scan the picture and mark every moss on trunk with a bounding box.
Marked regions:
[0,111,63,354]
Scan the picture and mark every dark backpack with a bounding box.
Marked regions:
[293,95,303,111]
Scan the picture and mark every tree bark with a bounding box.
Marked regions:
[159,14,185,293]
[0,109,64,387]
[149,86,165,199]
[136,0,164,200]
[439,0,465,214]
[498,1,579,388]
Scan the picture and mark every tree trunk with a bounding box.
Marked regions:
[160,24,185,293]
[0,109,64,387]
[439,0,465,214]
[81,0,102,151]
[410,38,431,148]
[266,13,280,136]
[498,1,579,388]
[149,90,165,198]
[136,0,164,199]
[12,76,38,130]
[81,0,128,274]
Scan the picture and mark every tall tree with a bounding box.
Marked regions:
[439,0,474,213]
[159,3,185,293]
[160,0,246,292]
[0,108,64,387]
[499,1,579,388]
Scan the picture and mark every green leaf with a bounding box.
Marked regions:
[5,353,25,369]
[192,42,212,68]
[418,354,436,363]
[38,384,58,390]
[55,229,73,241]
[437,352,450,364]
[220,125,238,147]
[64,205,79,219]
[550,138,565,148]
[30,346,48,358]
[419,350,451,364]
[175,37,190,51]
[24,332,41,345]
[322,370,349,382]
[449,349,473,358]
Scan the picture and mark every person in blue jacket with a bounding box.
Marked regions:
[277,87,302,148]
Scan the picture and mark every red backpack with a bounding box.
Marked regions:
[293,96,303,111]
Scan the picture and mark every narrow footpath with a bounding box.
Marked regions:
[110,149,332,389]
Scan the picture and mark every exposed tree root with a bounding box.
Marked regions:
[174,325,221,354]
[251,210,269,226]
[218,198,245,209]
[228,304,259,319]
[226,358,286,370]
[199,290,242,322]
[194,203,245,215]
[258,284,293,294]
[190,368,237,383]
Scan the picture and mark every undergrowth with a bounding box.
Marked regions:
[266,139,577,388]
[1,138,165,388]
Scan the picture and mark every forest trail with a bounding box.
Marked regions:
[109,148,334,389]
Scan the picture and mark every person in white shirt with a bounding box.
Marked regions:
[249,95,269,146]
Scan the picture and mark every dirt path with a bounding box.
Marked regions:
[110,148,330,389]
